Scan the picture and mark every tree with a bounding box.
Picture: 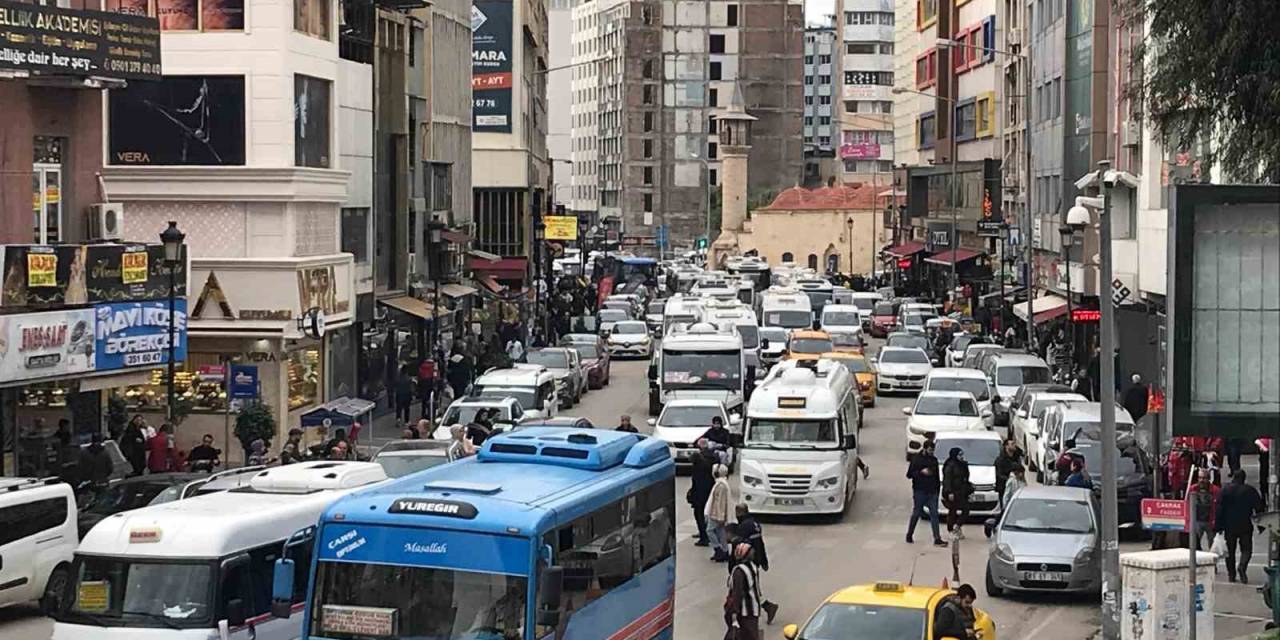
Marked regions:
[1137,0,1280,182]
[234,403,277,454]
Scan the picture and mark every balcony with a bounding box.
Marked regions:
[843,54,893,73]
[843,24,893,44]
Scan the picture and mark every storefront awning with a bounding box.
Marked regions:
[924,249,985,266]
[439,283,478,298]
[1012,294,1070,324]
[468,256,528,279]
[300,397,377,429]
[477,275,505,294]
[884,241,928,258]
[378,295,443,320]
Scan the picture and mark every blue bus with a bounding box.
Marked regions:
[272,428,676,640]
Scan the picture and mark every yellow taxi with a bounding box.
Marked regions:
[821,352,877,407]
[784,330,834,362]
[782,581,997,640]
[828,330,866,355]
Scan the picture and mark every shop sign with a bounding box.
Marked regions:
[0,0,162,81]
[1070,308,1101,323]
[543,215,578,241]
[228,364,259,399]
[0,244,187,307]
[0,308,96,383]
[839,143,881,160]
[471,0,513,133]
[93,300,188,371]
[897,257,913,269]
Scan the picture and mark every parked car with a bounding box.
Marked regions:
[1007,383,1076,425]
[560,333,611,388]
[869,300,899,337]
[886,332,933,358]
[902,390,989,459]
[597,308,630,336]
[985,485,1100,597]
[946,334,979,368]
[526,347,586,407]
[923,368,995,428]
[77,472,222,538]
[645,300,666,335]
[0,478,76,614]
[1010,391,1088,475]
[1038,402,1136,483]
[962,343,1009,370]
[1059,438,1153,527]
[982,353,1052,425]
[371,439,451,477]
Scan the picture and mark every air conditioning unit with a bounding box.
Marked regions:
[88,203,124,240]
[1120,119,1141,148]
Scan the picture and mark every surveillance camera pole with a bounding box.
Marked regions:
[1097,160,1121,639]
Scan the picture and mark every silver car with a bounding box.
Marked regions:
[984,485,1100,596]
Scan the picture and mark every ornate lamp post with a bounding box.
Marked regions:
[159,221,185,423]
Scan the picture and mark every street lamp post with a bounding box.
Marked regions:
[532,217,546,344]
[1058,223,1075,356]
[845,216,855,280]
[159,221,185,424]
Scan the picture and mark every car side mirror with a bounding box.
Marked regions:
[982,409,993,419]
[226,599,247,628]
[647,418,657,427]
[901,407,912,416]
[843,434,857,450]
[270,558,295,618]
[782,624,800,639]
[983,518,997,538]
[536,566,564,627]
[760,338,770,350]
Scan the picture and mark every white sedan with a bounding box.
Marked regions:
[933,431,1005,516]
[902,390,990,460]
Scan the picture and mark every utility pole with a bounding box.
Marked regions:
[1097,160,1121,639]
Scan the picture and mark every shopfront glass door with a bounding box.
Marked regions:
[32,136,65,244]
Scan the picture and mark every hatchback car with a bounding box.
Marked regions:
[371,439,452,478]
[902,390,990,458]
[985,485,1100,596]
[606,320,654,358]
[526,347,585,407]
[597,308,630,336]
[648,399,735,469]
[934,431,1004,517]
[923,368,995,428]
[560,334,611,388]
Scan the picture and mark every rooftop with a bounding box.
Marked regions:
[759,184,883,211]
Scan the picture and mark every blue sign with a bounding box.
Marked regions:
[93,300,188,372]
[228,364,259,399]
[317,523,530,576]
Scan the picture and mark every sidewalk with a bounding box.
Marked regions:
[1214,528,1275,639]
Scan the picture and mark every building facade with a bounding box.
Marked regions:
[836,0,896,187]
[803,25,838,186]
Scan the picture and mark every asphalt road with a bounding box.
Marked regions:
[3,340,1271,639]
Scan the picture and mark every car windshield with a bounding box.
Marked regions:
[823,311,860,326]
[799,602,926,640]
[444,405,511,425]
[312,561,527,640]
[565,343,599,360]
[926,377,990,401]
[902,314,925,326]
[914,396,978,416]
[873,302,896,316]
[936,438,1001,465]
[997,365,1051,386]
[526,350,569,369]
[660,406,724,427]
[648,302,665,314]
[598,309,627,322]
[734,324,759,349]
[613,322,648,334]
[86,481,182,515]
[662,351,742,390]
[880,349,929,364]
[764,309,812,328]
[790,337,834,354]
[1070,441,1147,476]
[472,387,538,411]
[1004,497,1095,533]
[830,332,862,348]
[746,419,837,447]
[374,453,450,478]
[887,335,930,351]
[67,558,212,626]
[851,298,876,311]
[759,328,788,344]
[837,358,870,373]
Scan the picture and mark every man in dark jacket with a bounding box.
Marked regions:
[733,505,779,624]
[1122,373,1149,423]
[689,438,716,547]
[394,367,415,424]
[934,584,978,639]
[1215,469,1265,583]
[80,432,114,487]
[906,441,946,546]
[993,438,1024,504]
[942,447,974,538]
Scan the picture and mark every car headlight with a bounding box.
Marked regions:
[815,476,840,489]
[1074,547,1095,565]
[993,543,1015,563]
[742,475,764,487]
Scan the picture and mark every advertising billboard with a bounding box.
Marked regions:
[471,0,513,133]
[93,300,188,371]
[839,143,881,160]
[0,0,161,80]
[108,75,246,166]
[0,244,187,307]
[0,308,96,384]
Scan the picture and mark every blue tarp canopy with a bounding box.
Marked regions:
[299,397,377,428]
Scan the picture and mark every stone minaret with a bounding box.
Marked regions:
[711,83,756,266]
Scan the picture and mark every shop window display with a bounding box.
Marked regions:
[287,348,321,410]
[117,354,230,413]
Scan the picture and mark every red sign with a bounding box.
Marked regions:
[1070,309,1102,322]
[897,258,913,269]
[21,324,67,351]
[1140,498,1188,531]
[1148,387,1166,414]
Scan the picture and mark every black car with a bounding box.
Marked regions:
[77,473,210,538]
[1061,437,1153,526]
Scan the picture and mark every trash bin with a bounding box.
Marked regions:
[1121,548,1217,640]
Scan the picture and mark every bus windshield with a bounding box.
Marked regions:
[734,324,759,349]
[66,557,213,627]
[661,351,742,390]
[746,419,838,448]
[312,562,527,639]
[764,310,812,328]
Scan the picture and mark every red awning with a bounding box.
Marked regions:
[884,241,928,258]
[468,256,528,279]
[476,275,505,293]
[924,249,984,266]
[442,229,471,244]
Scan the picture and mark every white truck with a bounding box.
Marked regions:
[650,323,745,417]
[738,359,862,516]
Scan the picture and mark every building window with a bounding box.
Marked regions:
[643,166,653,185]
[31,136,63,244]
[782,252,794,263]
[643,60,654,79]
[710,34,725,54]
[430,162,452,211]
[917,0,938,29]
[295,75,332,168]
[819,54,831,64]
[955,100,977,141]
[341,208,371,264]
[880,12,894,25]
[710,61,722,80]
[804,55,814,65]
[818,75,831,84]
[709,168,718,185]
[804,116,814,125]
[880,43,894,54]
[847,42,875,55]
[708,142,718,159]
[643,193,653,212]
[807,254,819,270]
[819,116,831,125]
[643,85,654,104]
[293,0,330,39]
[918,112,936,149]
[975,92,995,137]
[818,136,830,146]
[1051,78,1061,119]
[709,88,719,106]
[805,75,814,85]
[915,49,938,88]
[643,111,654,132]
[105,0,245,31]
[708,115,717,133]
[819,95,831,105]
[727,4,738,26]
[805,95,814,105]
[643,139,653,158]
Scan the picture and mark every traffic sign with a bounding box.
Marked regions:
[1140,498,1188,531]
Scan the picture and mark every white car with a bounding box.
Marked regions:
[1010,391,1088,473]
[431,396,527,439]
[934,430,1005,516]
[758,326,789,366]
[875,346,934,394]
[525,347,585,408]
[923,368,996,428]
[820,304,862,335]
[606,320,654,358]
[902,390,989,459]
[597,308,630,336]
[0,478,76,614]
[648,399,737,469]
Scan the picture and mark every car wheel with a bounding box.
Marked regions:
[41,563,73,615]
[985,564,1004,597]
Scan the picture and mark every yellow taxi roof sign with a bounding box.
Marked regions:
[873,581,905,593]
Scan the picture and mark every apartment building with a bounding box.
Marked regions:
[568,0,632,229]
[803,25,838,186]
[836,0,896,187]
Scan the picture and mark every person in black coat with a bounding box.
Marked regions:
[1121,373,1149,423]
[942,447,974,537]
[120,416,147,477]
[688,439,716,546]
[1215,469,1265,583]
[394,367,415,424]
[993,438,1025,503]
[905,442,946,546]
[732,504,779,624]
[934,584,978,639]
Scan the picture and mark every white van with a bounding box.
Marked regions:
[759,288,814,330]
[52,462,388,640]
[0,478,77,614]
[472,365,559,419]
[738,359,861,515]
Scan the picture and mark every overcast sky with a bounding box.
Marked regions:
[806,0,837,26]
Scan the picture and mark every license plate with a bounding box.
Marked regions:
[775,498,805,506]
[675,450,690,460]
[1021,571,1067,582]
[974,491,997,503]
